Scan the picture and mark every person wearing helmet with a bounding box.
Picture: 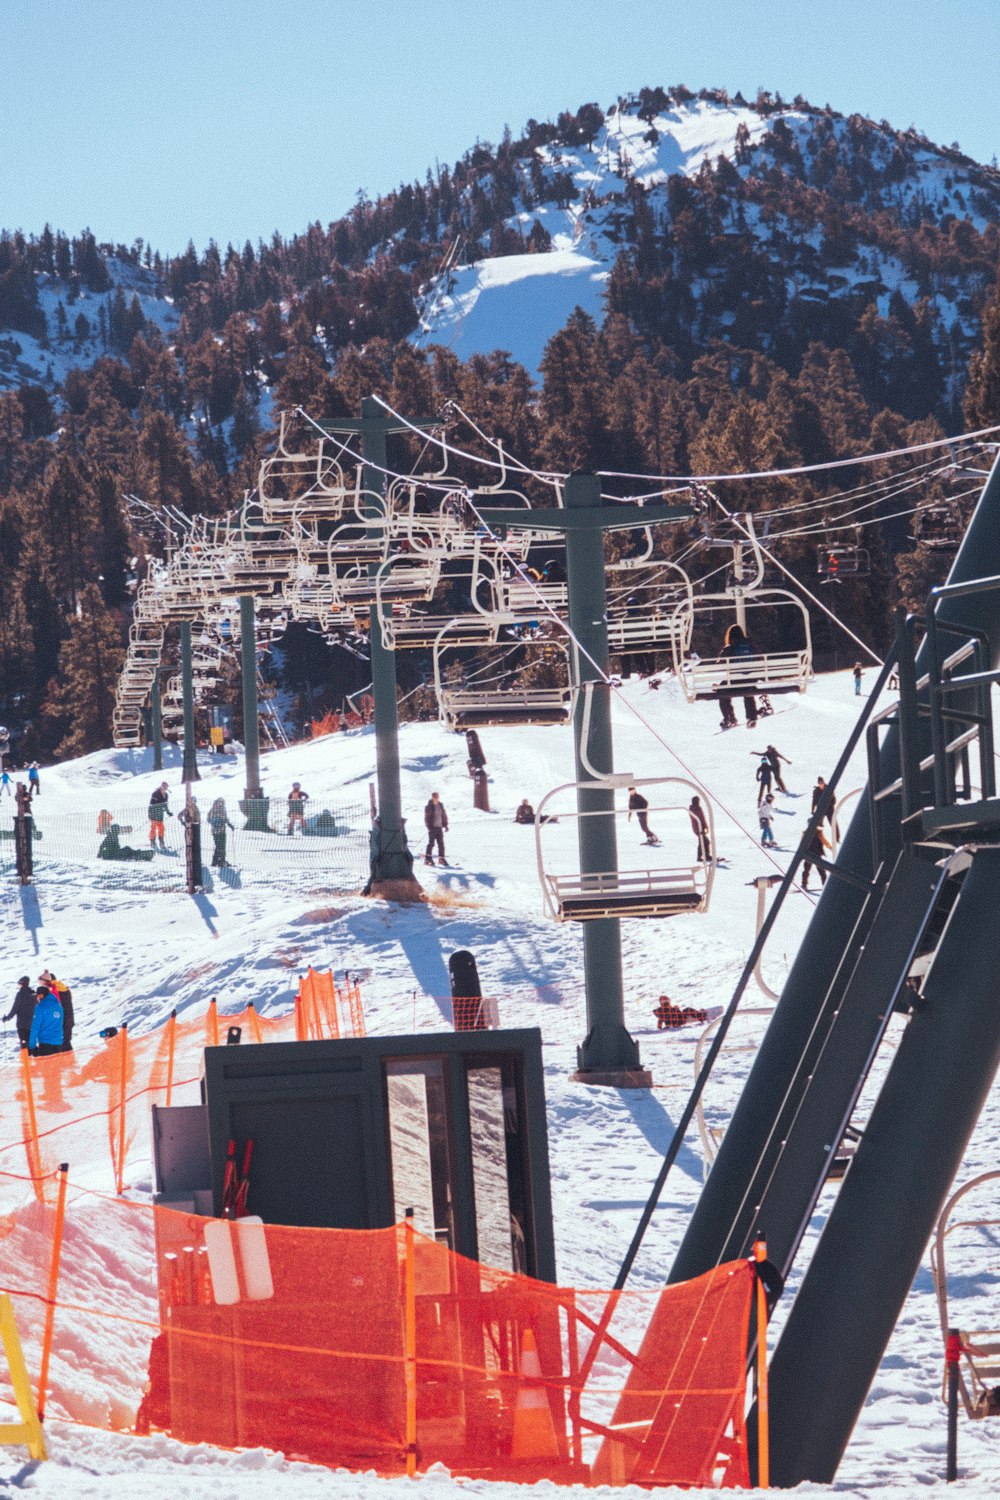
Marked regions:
[287,782,310,835]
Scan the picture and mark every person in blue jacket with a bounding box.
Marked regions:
[28,985,65,1056]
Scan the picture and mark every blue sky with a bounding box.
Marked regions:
[3,0,1000,257]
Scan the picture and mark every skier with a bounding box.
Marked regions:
[0,768,10,797]
[689,795,712,863]
[802,822,831,890]
[424,791,449,865]
[208,798,234,868]
[514,799,535,825]
[628,786,659,845]
[717,624,758,729]
[40,970,74,1048]
[3,976,35,1047]
[28,985,65,1057]
[27,762,40,798]
[287,783,309,835]
[148,782,172,849]
[764,743,791,793]
[853,662,863,696]
[759,795,777,847]
[755,756,774,806]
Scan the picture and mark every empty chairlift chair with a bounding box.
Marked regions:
[606,561,695,656]
[433,620,573,729]
[534,776,716,921]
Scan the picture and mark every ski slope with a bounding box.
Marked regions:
[1,668,998,1497]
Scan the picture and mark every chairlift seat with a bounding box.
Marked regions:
[680,649,812,701]
[546,867,708,921]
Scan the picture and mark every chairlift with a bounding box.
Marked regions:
[914,502,962,551]
[672,588,813,702]
[816,543,871,581]
[433,620,572,729]
[930,1170,1000,1419]
[534,775,716,921]
[258,412,352,524]
[606,562,695,656]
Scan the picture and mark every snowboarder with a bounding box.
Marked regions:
[40,970,73,1048]
[717,624,758,728]
[424,791,449,865]
[755,756,773,805]
[802,823,832,890]
[759,795,777,847]
[148,782,172,849]
[27,762,40,798]
[689,795,712,863]
[764,744,791,792]
[653,997,713,1030]
[514,798,535,825]
[3,976,35,1047]
[853,662,864,696]
[0,769,10,797]
[628,786,659,845]
[28,985,65,1057]
[209,798,234,868]
[287,783,309,835]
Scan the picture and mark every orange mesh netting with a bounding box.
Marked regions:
[0,1180,753,1485]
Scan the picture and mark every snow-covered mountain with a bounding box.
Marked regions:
[3,87,999,405]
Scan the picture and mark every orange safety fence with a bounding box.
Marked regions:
[296,968,366,1040]
[0,1176,754,1486]
[0,1002,301,1209]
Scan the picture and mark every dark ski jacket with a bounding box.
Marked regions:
[4,983,35,1038]
[424,799,448,831]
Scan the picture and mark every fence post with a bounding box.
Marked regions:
[207,996,219,1048]
[946,1327,962,1481]
[754,1239,770,1489]
[19,1042,43,1204]
[37,1163,69,1420]
[246,1002,262,1044]
[14,805,33,884]
[294,986,305,1042]
[164,1009,177,1107]
[404,1207,417,1477]
[115,1024,129,1195]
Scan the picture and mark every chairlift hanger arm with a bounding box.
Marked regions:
[475,502,694,533]
[314,415,441,438]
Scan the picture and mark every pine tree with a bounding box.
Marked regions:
[43,583,124,758]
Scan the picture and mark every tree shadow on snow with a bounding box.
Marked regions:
[18,884,43,953]
[344,903,453,1022]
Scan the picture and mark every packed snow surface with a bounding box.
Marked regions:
[1,668,998,1496]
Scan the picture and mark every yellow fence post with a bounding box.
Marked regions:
[404,1208,417,1477]
[753,1239,770,1489]
[19,1042,44,1205]
[37,1163,69,1421]
[115,1024,128,1196]
[0,1295,47,1459]
[164,1008,177,1106]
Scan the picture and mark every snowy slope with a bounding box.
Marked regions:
[1,668,998,1495]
